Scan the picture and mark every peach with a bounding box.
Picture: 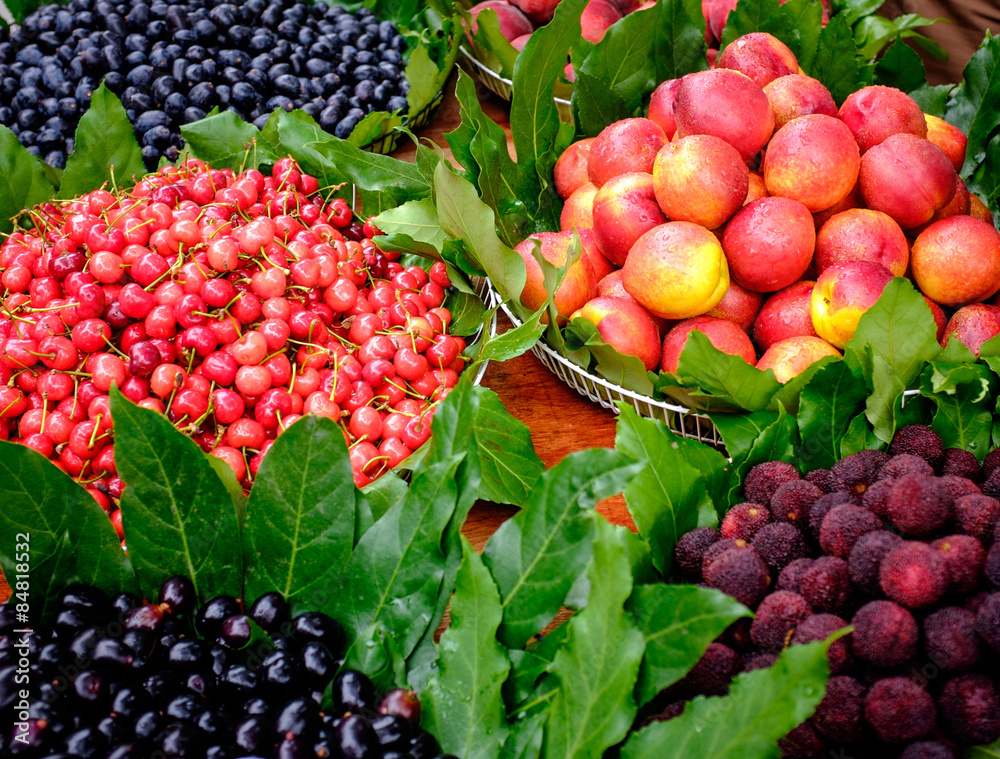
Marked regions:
[715,32,798,88]
[814,209,909,277]
[652,135,749,229]
[859,134,958,229]
[722,196,815,292]
[623,221,730,319]
[572,296,662,371]
[468,1,534,41]
[762,74,837,131]
[810,261,895,349]
[927,177,971,224]
[587,118,668,188]
[745,172,768,205]
[673,68,775,164]
[581,0,623,43]
[942,304,1000,355]
[702,0,738,43]
[560,182,598,232]
[509,0,561,24]
[660,316,757,373]
[812,182,862,230]
[591,172,667,267]
[554,138,595,200]
[510,33,532,51]
[597,270,671,332]
[647,78,683,139]
[578,228,616,282]
[911,215,1000,307]
[838,85,927,154]
[514,231,597,319]
[762,114,860,213]
[612,0,648,12]
[971,194,996,227]
[756,335,841,383]
[925,114,968,172]
[705,279,763,333]
[753,280,818,350]
[924,296,947,343]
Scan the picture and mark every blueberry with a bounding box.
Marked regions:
[180,105,205,124]
[150,75,176,104]
[125,64,153,87]
[163,91,187,119]
[134,109,169,135]
[187,81,215,110]
[124,50,147,67]
[274,73,301,98]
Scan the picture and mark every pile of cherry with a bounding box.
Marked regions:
[0,157,468,538]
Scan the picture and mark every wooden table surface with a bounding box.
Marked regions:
[0,74,628,607]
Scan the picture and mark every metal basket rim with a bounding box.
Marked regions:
[458,44,572,108]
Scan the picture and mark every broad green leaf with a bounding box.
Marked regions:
[615,405,716,575]
[854,13,944,61]
[0,125,55,233]
[621,638,835,759]
[361,471,408,523]
[846,278,942,443]
[809,13,864,104]
[180,110,277,172]
[715,406,798,506]
[720,0,782,52]
[946,34,1000,182]
[340,622,409,693]
[472,9,521,77]
[500,711,545,759]
[874,36,927,92]
[968,739,1000,758]
[795,359,869,469]
[835,0,884,27]
[721,0,823,69]
[710,409,779,469]
[374,198,449,251]
[243,416,360,614]
[404,42,443,114]
[60,84,146,198]
[839,409,885,457]
[653,0,709,82]
[445,290,489,337]
[629,585,752,705]
[909,83,953,116]
[542,519,645,759]
[330,455,465,660]
[473,306,546,365]
[482,448,643,648]
[434,161,528,307]
[508,624,571,708]
[564,318,655,396]
[939,335,979,363]
[109,388,241,603]
[676,330,782,412]
[423,539,511,759]
[920,362,995,460]
[0,442,137,623]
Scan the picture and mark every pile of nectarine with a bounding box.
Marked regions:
[515,32,1000,385]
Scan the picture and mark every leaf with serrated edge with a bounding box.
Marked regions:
[483,448,643,649]
[621,637,835,759]
[60,84,146,198]
[808,13,862,105]
[653,0,709,81]
[629,585,751,706]
[180,110,276,172]
[0,125,54,233]
[0,442,137,623]
[243,416,358,614]
[920,363,995,460]
[541,519,645,759]
[109,388,241,603]
[423,538,510,759]
[796,359,869,470]
[615,405,714,575]
[374,198,449,251]
[330,455,464,659]
[676,330,782,412]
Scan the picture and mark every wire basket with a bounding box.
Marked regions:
[458,45,573,122]
[469,276,501,386]
[488,281,722,446]
[361,87,448,155]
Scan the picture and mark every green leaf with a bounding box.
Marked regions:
[854,13,944,61]
[541,519,646,759]
[109,388,242,603]
[809,13,864,104]
[846,278,941,443]
[0,442,137,623]
[243,416,360,614]
[404,43,442,114]
[180,110,277,172]
[621,637,835,758]
[675,330,782,412]
[919,362,995,460]
[361,471,408,523]
[422,538,511,759]
[795,359,870,469]
[653,0,708,82]
[968,738,1000,758]
[473,306,546,364]
[714,406,798,506]
[445,290,489,337]
[835,0,884,27]
[0,125,55,233]
[629,585,752,705]
[839,409,885,457]
[59,84,146,198]
[909,83,953,116]
[615,405,716,575]
[510,0,588,203]
[374,198,449,251]
[482,448,642,648]
[874,36,927,92]
[946,34,1000,180]
[710,410,779,463]
[331,455,465,660]
[433,161,528,306]
[720,0,823,68]
[472,9,521,78]
[563,318,656,396]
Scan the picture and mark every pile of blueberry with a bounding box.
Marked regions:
[0,577,454,758]
[0,0,410,170]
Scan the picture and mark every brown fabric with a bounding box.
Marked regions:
[880,0,1000,84]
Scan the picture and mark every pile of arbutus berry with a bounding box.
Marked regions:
[0,577,453,758]
[665,425,1000,757]
[0,157,470,541]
